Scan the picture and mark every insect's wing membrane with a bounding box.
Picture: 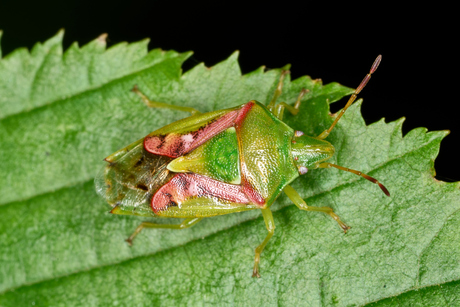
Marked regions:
[95,142,174,217]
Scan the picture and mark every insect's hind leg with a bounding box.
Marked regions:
[131,85,201,115]
[126,217,203,245]
[283,185,350,232]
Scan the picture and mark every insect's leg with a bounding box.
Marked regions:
[283,185,350,232]
[252,208,275,278]
[317,55,382,139]
[267,68,290,112]
[126,217,203,245]
[318,163,390,196]
[131,85,201,115]
[273,89,308,119]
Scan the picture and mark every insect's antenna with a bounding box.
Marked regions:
[318,162,390,196]
[317,55,382,140]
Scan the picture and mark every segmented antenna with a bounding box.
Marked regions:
[318,55,382,139]
[319,162,390,197]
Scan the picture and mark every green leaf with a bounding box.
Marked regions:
[1,33,458,307]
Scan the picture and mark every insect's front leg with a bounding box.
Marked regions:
[126,217,203,245]
[265,68,307,120]
[272,89,308,120]
[283,185,350,232]
[252,208,275,278]
[267,68,290,112]
[131,85,201,116]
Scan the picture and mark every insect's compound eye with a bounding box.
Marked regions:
[298,166,308,175]
[294,130,304,137]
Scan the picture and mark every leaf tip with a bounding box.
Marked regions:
[56,28,65,39]
[281,63,291,71]
[312,78,323,86]
[226,50,240,63]
[183,50,194,59]
[97,33,108,46]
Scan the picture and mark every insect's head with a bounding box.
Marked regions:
[290,131,334,174]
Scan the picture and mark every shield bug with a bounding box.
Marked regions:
[96,55,389,277]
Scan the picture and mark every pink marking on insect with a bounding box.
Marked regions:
[144,110,239,158]
[152,173,251,213]
[181,133,195,144]
[237,160,266,206]
[294,130,304,137]
[144,101,257,158]
[234,101,255,126]
[242,181,266,206]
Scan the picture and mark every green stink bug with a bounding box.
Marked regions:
[95,55,389,277]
